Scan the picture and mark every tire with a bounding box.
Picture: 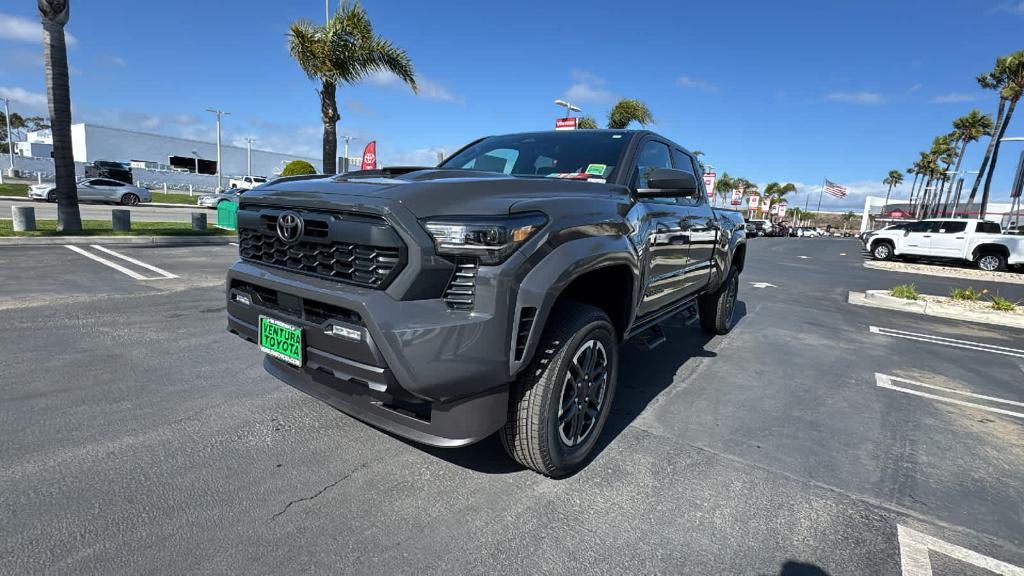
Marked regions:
[500,303,618,477]
[871,242,894,261]
[699,269,739,335]
[976,252,1006,272]
[120,193,140,206]
[47,191,57,202]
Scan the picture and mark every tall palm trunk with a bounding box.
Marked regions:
[41,1,81,232]
[947,138,969,216]
[907,172,919,212]
[916,178,933,219]
[319,80,339,175]
[965,99,1007,216]
[882,183,894,217]
[979,98,1017,218]
[935,158,954,217]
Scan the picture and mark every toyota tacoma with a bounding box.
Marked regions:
[226,130,746,476]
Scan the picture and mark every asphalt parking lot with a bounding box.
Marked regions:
[2,237,1023,575]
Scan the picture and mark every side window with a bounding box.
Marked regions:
[670,149,696,175]
[907,221,940,233]
[633,141,672,189]
[671,148,704,206]
[976,221,1000,234]
[938,221,966,233]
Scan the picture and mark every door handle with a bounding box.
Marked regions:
[955,236,964,239]
[922,235,932,238]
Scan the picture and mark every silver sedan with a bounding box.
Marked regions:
[197,188,243,209]
[29,178,152,206]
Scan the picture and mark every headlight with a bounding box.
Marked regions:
[423,212,547,265]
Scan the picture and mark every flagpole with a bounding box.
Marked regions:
[815,177,826,224]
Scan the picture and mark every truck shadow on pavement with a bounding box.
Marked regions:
[416,301,748,476]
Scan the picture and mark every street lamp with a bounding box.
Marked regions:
[553,99,582,117]
[243,137,255,177]
[2,97,15,177]
[206,108,230,190]
[342,135,357,173]
[191,149,200,174]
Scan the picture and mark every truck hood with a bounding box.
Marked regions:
[240,169,625,218]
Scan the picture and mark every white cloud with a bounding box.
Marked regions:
[994,1,1024,14]
[907,83,923,94]
[562,69,613,104]
[367,71,458,102]
[0,12,78,45]
[0,86,48,113]
[676,76,716,91]
[928,92,981,104]
[825,91,885,105]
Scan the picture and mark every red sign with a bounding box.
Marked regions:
[555,117,577,130]
[361,141,377,171]
[703,172,716,198]
[730,189,743,205]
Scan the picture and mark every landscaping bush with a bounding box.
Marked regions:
[281,160,317,176]
[949,287,985,301]
[889,284,920,300]
[990,295,1017,312]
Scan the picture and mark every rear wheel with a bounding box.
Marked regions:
[121,193,140,206]
[46,191,57,202]
[699,269,739,335]
[871,242,894,261]
[501,303,618,477]
[976,252,1006,272]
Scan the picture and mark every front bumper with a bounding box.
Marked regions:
[226,261,513,447]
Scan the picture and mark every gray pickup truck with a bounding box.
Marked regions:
[226,129,746,476]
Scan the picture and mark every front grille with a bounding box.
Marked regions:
[443,258,478,310]
[237,208,404,289]
[230,279,364,326]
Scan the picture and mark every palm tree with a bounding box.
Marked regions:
[39,0,81,232]
[288,2,416,174]
[965,50,1024,217]
[576,116,599,129]
[881,170,904,215]
[948,109,993,216]
[607,99,654,129]
[841,210,856,231]
[929,134,957,217]
[713,172,734,208]
[763,182,796,221]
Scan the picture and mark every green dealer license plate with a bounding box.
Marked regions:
[259,316,303,366]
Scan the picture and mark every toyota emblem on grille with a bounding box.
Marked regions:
[276,211,304,244]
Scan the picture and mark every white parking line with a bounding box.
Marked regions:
[898,524,1024,575]
[875,373,1024,419]
[90,245,178,279]
[229,242,239,246]
[869,326,1024,358]
[65,245,150,280]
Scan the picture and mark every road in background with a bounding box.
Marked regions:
[0,199,204,223]
[1,238,1022,574]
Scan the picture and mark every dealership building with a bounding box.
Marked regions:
[18,123,321,178]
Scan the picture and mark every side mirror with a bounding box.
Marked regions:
[637,168,699,198]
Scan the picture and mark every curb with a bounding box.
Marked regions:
[863,260,1024,285]
[848,290,1024,329]
[0,235,236,247]
[0,196,203,209]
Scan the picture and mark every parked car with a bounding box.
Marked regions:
[84,160,133,185]
[198,187,245,209]
[225,129,747,477]
[29,178,152,206]
[745,218,773,237]
[865,218,1024,271]
[229,176,268,190]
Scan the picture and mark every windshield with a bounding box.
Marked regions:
[440,132,629,181]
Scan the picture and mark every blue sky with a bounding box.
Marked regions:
[2,0,1023,209]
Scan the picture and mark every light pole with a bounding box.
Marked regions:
[1000,137,1024,230]
[553,99,581,118]
[944,169,978,218]
[2,97,14,176]
[244,137,255,177]
[206,108,229,190]
[342,135,356,173]
[191,149,200,174]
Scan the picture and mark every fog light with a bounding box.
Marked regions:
[234,292,252,306]
[329,324,361,341]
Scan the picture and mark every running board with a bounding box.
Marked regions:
[631,323,666,350]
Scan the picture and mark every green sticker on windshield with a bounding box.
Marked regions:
[585,164,607,176]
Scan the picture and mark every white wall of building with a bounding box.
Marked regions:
[68,124,320,178]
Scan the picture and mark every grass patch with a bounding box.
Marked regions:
[949,286,985,301]
[150,191,200,205]
[990,295,1017,312]
[0,183,29,197]
[889,283,920,300]
[0,219,234,237]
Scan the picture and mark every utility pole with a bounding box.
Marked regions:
[326,0,330,23]
[244,137,255,177]
[206,108,229,190]
[342,135,356,173]
[2,97,14,176]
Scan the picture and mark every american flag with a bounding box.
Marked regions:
[823,179,847,199]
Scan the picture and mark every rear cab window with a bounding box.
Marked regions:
[975,221,1001,234]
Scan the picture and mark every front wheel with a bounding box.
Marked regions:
[871,242,894,261]
[47,191,57,202]
[501,303,618,477]
[120,193,140,206]
[699,269,739,335]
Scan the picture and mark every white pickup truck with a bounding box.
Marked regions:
[865,218,1024,271]
[228,176,267,190]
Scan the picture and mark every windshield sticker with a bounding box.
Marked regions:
[587,178,606,183]
[545,172,591,180]
[585,164,607,176]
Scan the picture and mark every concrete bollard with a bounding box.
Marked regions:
[12,206,37,232]
[111,209,131,232]
[191,211,208,231]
